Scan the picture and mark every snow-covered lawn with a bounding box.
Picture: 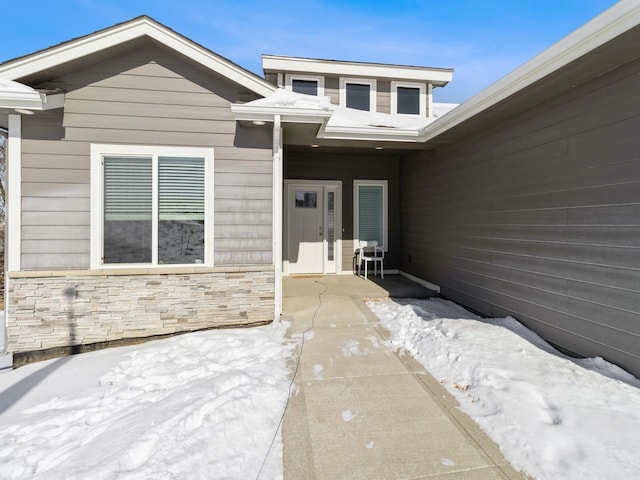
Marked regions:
[367,297,640,480]
[0,323,293,480]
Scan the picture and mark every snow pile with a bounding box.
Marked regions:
[247,88,332,110]
[243,88,458,132]
[0,79,42,109]
[0,324,293,480]
[432,102,458,118]
[367,298,640,480]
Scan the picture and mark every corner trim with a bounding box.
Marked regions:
[399,270,441,293]
[6,114,21,273]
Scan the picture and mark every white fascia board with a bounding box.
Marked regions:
[0,18,276,98]
[419,0,640,141]
[263,55,453,85]
[317,124,420,142]
[231,104,332,124]
[41,93,65,110]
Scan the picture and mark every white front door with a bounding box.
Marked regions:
[286,182,340,275]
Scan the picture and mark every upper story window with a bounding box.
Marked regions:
[340,78,377,112]
[91,144,214,268]
[285,74,324,96]
[391,81,426,116]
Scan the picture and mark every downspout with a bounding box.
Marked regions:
[273,114,283,323]
[3,114,21,355]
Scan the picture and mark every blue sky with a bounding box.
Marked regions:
[2,0,620,103]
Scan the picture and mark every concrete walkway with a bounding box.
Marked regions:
[282,275,527,480]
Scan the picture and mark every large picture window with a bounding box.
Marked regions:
[354,180,388,250]
[91,145,213,268]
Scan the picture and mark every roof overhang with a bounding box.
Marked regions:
[0,80,65,113]
[231,89,434,143]
[0,16,276,98]
[263,55,453,86]
[231,103,332,125]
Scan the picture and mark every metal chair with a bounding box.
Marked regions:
[356,240,384,279]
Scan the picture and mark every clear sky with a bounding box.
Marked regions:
[2,0,620,103]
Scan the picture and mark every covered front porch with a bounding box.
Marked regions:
[283,144,416,277]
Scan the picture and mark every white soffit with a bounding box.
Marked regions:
[0,79,43,110]
[420,0,640,141]
[263,55,453,85]
[0,17,276,98]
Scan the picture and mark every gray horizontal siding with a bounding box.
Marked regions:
[400,55,640,376]
[20,44,272,270]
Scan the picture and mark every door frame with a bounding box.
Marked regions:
[283,179,342,275]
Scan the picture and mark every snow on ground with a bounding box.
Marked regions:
[367,297,640,480]
[0,323,293,480]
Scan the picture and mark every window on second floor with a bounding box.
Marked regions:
[340,78,377,112]
[285,75,324,96]
[391,81,426,116]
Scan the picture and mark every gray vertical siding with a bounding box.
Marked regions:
[285,148,400,272]
[20,43,273,270]
[400,56,640,375]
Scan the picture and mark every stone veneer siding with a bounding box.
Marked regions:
[7,266,275,353]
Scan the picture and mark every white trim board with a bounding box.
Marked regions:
[263,55,453,85]
[6,114,21,273]
[399,270,441,293]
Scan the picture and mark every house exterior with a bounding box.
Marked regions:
[1,0,640,376]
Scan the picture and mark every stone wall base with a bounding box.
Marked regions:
[7,266,275,360]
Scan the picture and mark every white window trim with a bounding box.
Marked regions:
[353,179,388,252]
[284,74,325,96]
[90,144,214,269]
[391,81,427,116]
[339,77,377,112]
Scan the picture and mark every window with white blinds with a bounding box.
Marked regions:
[354,180,388,250]
[158,157,205,221]
[92,145,213,268]
[104,157,153,221]
[103,157,153,263]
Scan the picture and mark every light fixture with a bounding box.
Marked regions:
[375,146,383,150]
[311,144,319,148]
[252,120,266,126]
[14,108,34,115]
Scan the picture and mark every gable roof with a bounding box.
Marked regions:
[0,16,276,98]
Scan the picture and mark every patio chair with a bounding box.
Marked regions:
[356,240,384,279]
